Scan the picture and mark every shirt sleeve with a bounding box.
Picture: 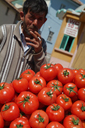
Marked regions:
[0,25,4,43]
[33,38,47,72]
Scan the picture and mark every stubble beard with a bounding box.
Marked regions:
[23,22,32,37]
[23,21,38,38]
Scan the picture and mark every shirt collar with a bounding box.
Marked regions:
[19,23,23,35]
[19,23,30,53]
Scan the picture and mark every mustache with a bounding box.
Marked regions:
[28,25,38,31]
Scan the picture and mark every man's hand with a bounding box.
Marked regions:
[25,31,42,53]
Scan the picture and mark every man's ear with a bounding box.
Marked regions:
[20,11,24,21]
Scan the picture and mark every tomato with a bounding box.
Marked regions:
[0,113,4,128]
[10,82,13,87]
[74,72,85,88]
[56,94,72,111]
[0,82,15,104]
[58,68,74,84]
[82,120,85,128]
[63,83,78,98]
[78,88,85,102]
[20,69,35,82]
[11,92,19,103]
[16,91,39,114]
[46,121,65,128]
[38,87,56,106]
[53,63,63,76]
[79,69,85,73]
[71,100,85,120]
[40,63,56,81]
[46,103,64,122]
[72,69,79,75]
[63,115,84,128]
[29,110,49,128]
[47,80,63,96]
[12,77,29,93]
[9,117,30,128]
[35,71,41,77]
[28,76,46,94]
[19,111,31,121]
[1,102,20,121]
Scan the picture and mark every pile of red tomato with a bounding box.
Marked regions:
[0,63,85,128]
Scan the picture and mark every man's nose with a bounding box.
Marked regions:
[33,19,38,26]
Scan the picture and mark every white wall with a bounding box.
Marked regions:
[0,1,17,25]
[45,0,50,6]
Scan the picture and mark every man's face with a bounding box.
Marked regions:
[22,11,47,37]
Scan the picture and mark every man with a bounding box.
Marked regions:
[0,0,48,83]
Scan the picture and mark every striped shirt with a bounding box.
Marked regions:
[0,21,47,83]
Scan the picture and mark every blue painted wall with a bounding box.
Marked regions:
[40,0,81,54]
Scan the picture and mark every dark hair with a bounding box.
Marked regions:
[23,0,48,16]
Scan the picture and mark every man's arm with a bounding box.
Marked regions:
[33,38,47,72]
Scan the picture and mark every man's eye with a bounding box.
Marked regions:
[28,15,34,20]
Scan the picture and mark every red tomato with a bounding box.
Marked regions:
[63,115,84,128]
[53,63,63,76]
[78,88,85,102]
[38,87,56,106]
[28,76,46,94]
[19,112,31,120]
[71,100,85,120]
[47,80,63,96]
[46,103,64,122]
[74,72,85,88]
[12,77,29,93]
[46,121,65,128]
[56,94,72,111]
[72,69,79,75]
[63,83,78,98]
[58,68,74,84]
[29,110,49,128]
[0,113,4,128]
[16,91,39,114]
[40,63,56,81]
[0,82,15,104]
[1,102,20,121]
[82,120,85,128]
[20,69,35,82]
[11,92,19,103]
[79,69,85,73]
[35,71,41,77]
[9,117,30,128]
[10,82,13,87]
